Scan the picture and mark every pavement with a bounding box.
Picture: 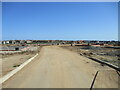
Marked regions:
[2,46,119,88]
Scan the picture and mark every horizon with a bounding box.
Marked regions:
[0,39,119,41]
[2,2,118,41]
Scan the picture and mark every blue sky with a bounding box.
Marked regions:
[2,2,118,40]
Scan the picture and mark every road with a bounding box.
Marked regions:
[2,46,119,88]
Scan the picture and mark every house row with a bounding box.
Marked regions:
[0,40,30,44]
[0,40,52,44]
[0,40,119,46]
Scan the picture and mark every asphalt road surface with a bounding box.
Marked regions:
[2,46,119,88]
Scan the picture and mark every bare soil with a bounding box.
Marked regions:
[0,46,41,77]
[3,46,119,88]
[61,46,119,66]
[1,53,36,77]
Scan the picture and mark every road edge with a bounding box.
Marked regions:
[0,53,38,85]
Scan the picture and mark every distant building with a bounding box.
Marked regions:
[20,40,26,44]
[15,40,21,44]
[11,40,16,44]
[26,40,32,44]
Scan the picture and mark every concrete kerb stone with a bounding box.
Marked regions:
[0,53,38,84]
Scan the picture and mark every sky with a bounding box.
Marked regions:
[2,2,118,41]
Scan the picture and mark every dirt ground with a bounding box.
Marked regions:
[61,46,119,66]
[0,53,36,77]
[3,46,119,88]
[0,46,41,77]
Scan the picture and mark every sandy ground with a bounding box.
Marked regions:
[0,53,36,77]
[2,46,119,88]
